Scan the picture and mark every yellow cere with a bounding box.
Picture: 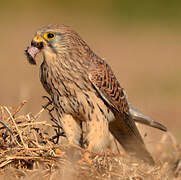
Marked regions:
[43,32,56,41]
[33,36,43,42]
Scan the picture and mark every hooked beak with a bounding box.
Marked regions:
[25,36,44,65]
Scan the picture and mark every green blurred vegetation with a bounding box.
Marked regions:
[113,0,181,22]
[56,0,181,22]
[1,0,181,25]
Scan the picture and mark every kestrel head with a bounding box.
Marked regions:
[25,24,90,65]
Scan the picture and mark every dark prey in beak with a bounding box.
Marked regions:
[25,40,44,65]
[25,47,37,65]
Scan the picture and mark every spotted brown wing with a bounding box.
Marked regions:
[88,59,143,139]
[88,59,129,114]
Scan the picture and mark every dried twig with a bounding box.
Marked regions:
[12,100,27,117]
[4,106,27,148]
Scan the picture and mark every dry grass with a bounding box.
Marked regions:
[0,101,180,180]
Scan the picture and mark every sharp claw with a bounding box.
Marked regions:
[49,128,66,144]
[42,95,52,102]
[42,95,53,109]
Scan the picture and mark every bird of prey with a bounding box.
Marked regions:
[25,24,166,164]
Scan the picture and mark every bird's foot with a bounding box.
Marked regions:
[78,143,94,164]
[55,148,66,157]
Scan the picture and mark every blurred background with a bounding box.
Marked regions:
[0,0,181,150]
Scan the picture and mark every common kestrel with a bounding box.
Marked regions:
[25,24,165,164]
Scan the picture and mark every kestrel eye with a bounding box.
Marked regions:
[43,32,56,40]
[47,33,54,39]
